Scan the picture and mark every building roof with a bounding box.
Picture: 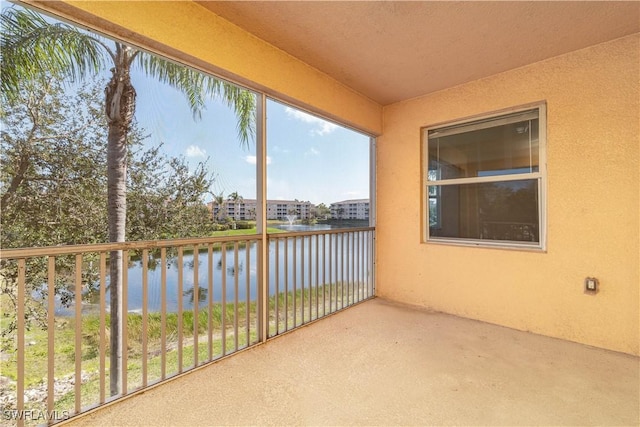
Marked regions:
[331,199,370,205]
[209,199,312,205]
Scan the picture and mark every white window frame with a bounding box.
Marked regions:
[421,103,547,250]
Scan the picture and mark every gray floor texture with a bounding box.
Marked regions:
[67,298,640,426]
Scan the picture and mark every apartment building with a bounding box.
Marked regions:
[330,199,370,220]
[208,199,314,221]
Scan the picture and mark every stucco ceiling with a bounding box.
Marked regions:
[196,1,640,106]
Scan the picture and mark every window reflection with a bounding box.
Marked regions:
[428,118,539,180]
[429,180,538,242]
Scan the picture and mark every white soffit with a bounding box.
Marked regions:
[197,1,640,105]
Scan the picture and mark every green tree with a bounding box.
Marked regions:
[1,6,255,395]
[247,207,257,220]
[0,76,221,353]
[127,144,217,241]
[315,203,331,219]
[212,191,227,224]
[0,77,110,339]
[1,78,108,247]
[227,191,243,225]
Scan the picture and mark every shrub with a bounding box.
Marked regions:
[235,221,253,230]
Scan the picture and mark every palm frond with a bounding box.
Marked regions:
[1,7,110,102]
[136,53,256,147]
[0,6,256,147]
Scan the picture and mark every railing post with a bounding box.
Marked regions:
[47,256,56,414]
[16,259,25,427]
[99,253,107,404]
[369,136,377,297]
[74,254,83,414]
[142,249,149,385]
[122,250,128,394]
[256,93,268,342]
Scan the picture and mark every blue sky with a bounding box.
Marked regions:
[133,74,371,206]
[4,1,371,207]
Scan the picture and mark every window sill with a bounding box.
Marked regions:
[425,238,546,253]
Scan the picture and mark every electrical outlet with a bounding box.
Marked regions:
[584,277,599,294]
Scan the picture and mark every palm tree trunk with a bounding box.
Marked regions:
[105,45,136,396]
[107,122,127,396]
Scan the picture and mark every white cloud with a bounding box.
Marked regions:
[245,155,272,165]
[305,147,320,157]
[285,107,338,136]
[185,145,206,158]
[315,122,338,136]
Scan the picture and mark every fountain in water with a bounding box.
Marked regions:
[285,215,297,226]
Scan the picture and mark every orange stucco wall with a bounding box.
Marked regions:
[377,34,640,355]
[32,0,382,135]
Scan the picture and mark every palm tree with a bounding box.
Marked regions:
[1,6,255,396]
[213,192,227,223]
[247,207,257,221]
[227,191,243,225]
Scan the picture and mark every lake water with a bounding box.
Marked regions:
[59,224,372,315]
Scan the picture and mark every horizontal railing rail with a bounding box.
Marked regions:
[0,234,256,259]
[266,226,373,239]
[0,227,375,426]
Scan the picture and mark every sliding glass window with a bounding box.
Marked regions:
[423,104,546,249]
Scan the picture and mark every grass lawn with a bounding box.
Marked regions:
[211,226,285,237]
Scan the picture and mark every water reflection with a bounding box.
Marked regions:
[61,226,372,316]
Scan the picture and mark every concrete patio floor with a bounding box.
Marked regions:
[68,298,639,426]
